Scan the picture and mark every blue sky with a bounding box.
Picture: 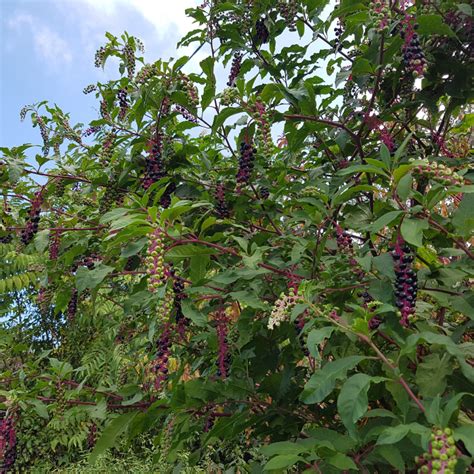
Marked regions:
[1,0,200,149]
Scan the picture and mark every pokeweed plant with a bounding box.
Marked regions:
[1,1,473,473]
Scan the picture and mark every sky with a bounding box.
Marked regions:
[0,0,200,150]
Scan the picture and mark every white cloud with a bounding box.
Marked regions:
[7,13,72,67]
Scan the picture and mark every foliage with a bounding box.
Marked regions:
[1,1,473,472]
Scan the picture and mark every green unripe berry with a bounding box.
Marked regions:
[432,460,441,469]
[440,453,448,461]
[447,436,455,446]
[432,449,440,458]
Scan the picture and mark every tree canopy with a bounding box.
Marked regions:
[1,0,473,472]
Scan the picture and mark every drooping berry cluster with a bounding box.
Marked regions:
[37,287,52,316]
[392,238,417,327]
[174,105,197,123]
[71,253,101,272]
[20,192,42,245]
[36,115,50,156]
[335,225,365,279]
[253,101,273,158]
[160,182,176,209]
[143,136,166,190]
[227,52,242,87]
[117,89,128,121]
[87,423,97,450]
[416,427,458,474]
[236,142,256,188]
[61,117,83,145]
[203,411,218,433]
[151,323,172,391]
[432,133,470,160]
[136,63,159,83]
[67,289,78,321]
[146,227,166,292]
[254,18,270,44]
[363,114,395,151]
[83,84,97,95]
[0,412,17,472]
[220,87,239,106]
[215,308,231,379]
[94,46,106,68]
[99,180,124,213]
[411,159,464,187]
[214,183,230,218]
[100,99,110,120]
[123,44,135,80]
[277,0,297,31]
[372,0,391,32]
[401,20,427,77]
[82,126,101,137]
[268,287,298,330]
[55,381,67,417]
[100,131,116,164]
[294,314,309,356]
[49,230,61,260]
[0,235,12,244]
[180,75,199,108]
[260,186,270,199]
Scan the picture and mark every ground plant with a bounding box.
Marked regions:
[1,0,473,472]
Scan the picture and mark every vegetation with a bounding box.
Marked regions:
[1,0,473,472]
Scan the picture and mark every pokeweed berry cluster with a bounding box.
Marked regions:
[100,131,116,164]
[171,272,188,337]
[0,412,17,472]
[255,18,270,44]
[99,180,124,214]
[227,52,242,87]
[123,44,135,80]
[146,227,166,292]
[277,0,297,31]
[117,89,128,121]
[236,142,256,188]
[151,323,172,391]
[136,63,159,83]
[260,186,270,199]
[55,381,67,417]
[20,192,42,245]
[335,224,365,279]
[214,183,230,218]
[372,0,390,32]
[160,182,176,209]
[67,289,78,321]
[174,105,197,123]
[94,46,106,68]
[87,423,97,450]
[363,114,395,151]
[49,231,61,260]
[36,115,50,156]
[294,314,309,356]
[143,136,166,190]
[416,427,458,473]
[411,159,464,187]
[0,235,12,244]
[82,84,97,95]
[180,75,199,108]
[220,86,239,106]
[268,287,298,330]
[401,19,427,76]
[252,102,273,158]
[215,308,231,379]
[391,238,417,327]
[71,253,101,272]
[100,99,110,120]
[82,126,101,137]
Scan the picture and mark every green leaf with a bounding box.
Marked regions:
[369,210,403,233]
[165,244,218,260]
[264,454,303,471]
[377,445,405,473]
[229,291,269,310]
[415,354,451,398]
[76,264,114,293]
[400,218,429,247]
[306,327,334,359]
[181,300,207,326]
[89,412,138,464]
[301,356,366,404]
[261,441,310,457]
[417,14,456,37]
[452,194,474,238]
[454,425,474,456]
[377,423,430,445]
[327,452,357,470]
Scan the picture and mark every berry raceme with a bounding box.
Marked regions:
[401,20,427,77]
[36,115,50,156]
[268,287,298,330]
[67,289,78,321]
[151,323,172,391]
[160,181,177,209]
[214,183,230,218]
[146,227,166,292]
[117,89,128,121]
[227,52,242,87]
[20,192,43,245]
[236,142,256,189]
[143,136,166,190]
[372,0,391,32]
[416,427,458,474]
[0,412,17,472]
[49,231,61,260]
[254,18,270,45]
[215,308,231,379]
[294,315,309,356]
[391,238,417,327]
[123,44,136,80]
[100,131,116,164]
[82,84,97,95]
[174,105,197,123]
[277,0,298,32]
[252,101,273,159]
[94,46,106,68]
[410,159,464,187]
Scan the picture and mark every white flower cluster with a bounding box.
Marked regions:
[268,289,297,330]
